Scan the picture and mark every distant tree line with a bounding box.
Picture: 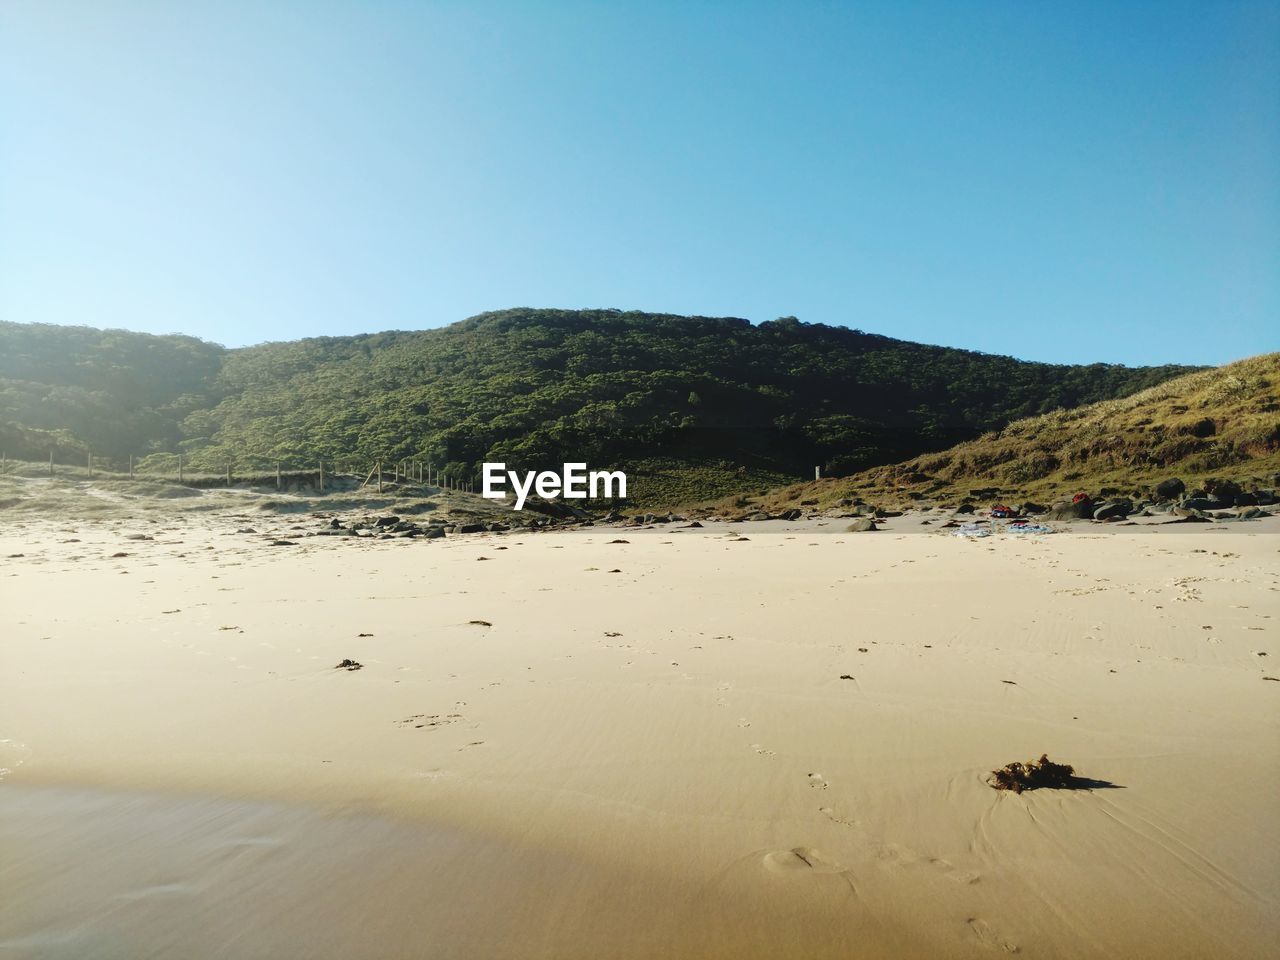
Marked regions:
[0,310,1199,482]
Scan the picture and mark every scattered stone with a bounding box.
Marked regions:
[334,659,363,671]
[779,509,802,521]
[839,674,854,680]
[846,518,876,532]
[124,533,153,541]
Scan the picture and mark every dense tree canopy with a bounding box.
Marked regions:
[0,310,1198,483]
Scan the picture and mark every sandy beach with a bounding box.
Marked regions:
[1,512,1276,959]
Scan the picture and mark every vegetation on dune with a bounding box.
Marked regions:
[755,353,1280,512]
[1,310,1199,504]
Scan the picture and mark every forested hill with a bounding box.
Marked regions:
[0,309,1198,481]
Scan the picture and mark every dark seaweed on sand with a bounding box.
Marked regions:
[989,754,1075,793]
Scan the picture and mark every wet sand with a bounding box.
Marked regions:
[1,517,1278,958]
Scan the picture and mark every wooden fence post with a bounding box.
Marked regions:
[377,462,383,494]
[87,452,92,479]
[319,461,324,492]
[276,462,282,490]
[129,455,134,480]
[226,465,232,486]
[178,454,184,483]
[49,451,54,477]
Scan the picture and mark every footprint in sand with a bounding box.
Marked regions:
[750,744,776,758]
[807,772,828,790]
[818,806,857,828]
[737,717,751,728]
[762,846,847,875]
[966,917,1019,953]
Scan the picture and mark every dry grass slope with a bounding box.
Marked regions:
[753,352,1280,511]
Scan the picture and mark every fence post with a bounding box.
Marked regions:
[87,452,92,479]
[129,455,134,480]
[178,454,183,483]
[377,462,383,494]
[318,461,324,492]
[49,451,54,477]
[276,462,281,490]
[815,465,821,480]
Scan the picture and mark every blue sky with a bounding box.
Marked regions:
[1,1,1276,365]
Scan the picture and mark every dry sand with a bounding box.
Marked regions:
[1,512,1278,959]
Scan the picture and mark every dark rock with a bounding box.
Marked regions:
[1204,478,1242,500]
[846,518,877,532]
[1092,500,1133,521]
[954,503,975,515]
[454,522,485,534]
[1019,502,1047,515]
[374,516,401,527]
[422,527,445,539]
[780,509,802,521]
[1154,478,1186,500]
[1047,500,1092,521]
[334,659,363,671]
[1234,492,1258,507]
[1183,497,1230,511]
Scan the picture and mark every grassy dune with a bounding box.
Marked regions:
[747,352,1280,512]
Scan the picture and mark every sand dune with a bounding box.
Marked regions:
[1,516,1277,958]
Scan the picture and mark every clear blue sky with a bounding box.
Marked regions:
[1,1,1276,365]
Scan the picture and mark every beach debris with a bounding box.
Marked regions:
[839,674,854,680]
[357,632,374,637]
[607,539,630,544]
[268,539,298,546]
[468,619,492,627]
[110,551,129,558]
[1007,522,1054,535]
[952,524,991,538]
[334,658,363,671]
[988,754,1076,793]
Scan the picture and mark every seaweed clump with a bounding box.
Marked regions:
[989,754,1075,793]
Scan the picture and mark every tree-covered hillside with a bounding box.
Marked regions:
[0,310,1198,484]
